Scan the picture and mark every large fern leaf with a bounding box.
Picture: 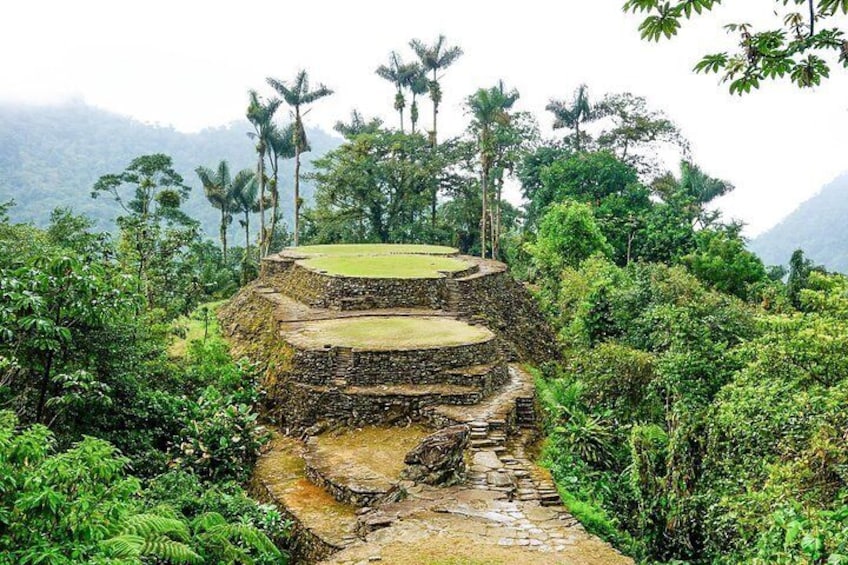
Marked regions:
[140,535,202,564]
[118,513,190,541]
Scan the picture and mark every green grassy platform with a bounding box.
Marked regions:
[288,316,492,350]
[301,253,469,278]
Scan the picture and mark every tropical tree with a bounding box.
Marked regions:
[407,63,429,134]
[246,91,281,257]
[267,70,334,247]
[467,81,520,259]
[652,160,734,228]
[376,52,413,132]
[195,160,235,263]
[264,123,297,256]
[305,128,443,244]
[334,110,384,139]
[623,0,848,93]
[409,34,464,145]
[230,169,260,260]
[594,92,688,175]
[90,153,196,307]
[546,84,596,151]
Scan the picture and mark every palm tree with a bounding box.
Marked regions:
[409,34,463,146]
[467,81,520,259]
[546,84,594,151]
[267,71,334,247]
[264,122,298,256]
[246,91,281,257]
[230,169,260,259]
[376,52,410,132]
[407,63,429,134]
[195,160,235,262]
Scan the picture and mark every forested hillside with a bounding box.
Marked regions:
[750,173,848,272]
[0,101,339,237]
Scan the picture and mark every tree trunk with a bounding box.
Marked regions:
[220,211,228,263]
[245,213,250,257]
[265,157,280,257]
[294,108,302,247]
[481,165,488,259]
[257,148,266,257]
[432,72,439,147]
[411,95,417,133]
[36,351,54,423]
[494,179,502,259]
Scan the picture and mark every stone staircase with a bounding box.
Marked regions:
[444,277,463,314]
[331,347,353,387]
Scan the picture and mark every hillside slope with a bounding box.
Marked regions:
[750,172,848,272]
[0,101,340,239]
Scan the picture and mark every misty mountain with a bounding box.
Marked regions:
[749,172,848,272]
[0,100,340,239]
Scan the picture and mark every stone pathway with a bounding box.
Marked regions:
[325,486,630,565]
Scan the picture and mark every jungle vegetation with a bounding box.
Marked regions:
[2,29,847,564]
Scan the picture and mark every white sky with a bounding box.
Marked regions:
[2,0,847,236]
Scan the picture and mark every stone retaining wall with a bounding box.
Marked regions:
[262,260,487,311]
[457,271,561,362]
[287,339,501,387]
[249,475,343,564]
[279,382,484,431]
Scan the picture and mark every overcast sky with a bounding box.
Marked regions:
[2,1,847,236]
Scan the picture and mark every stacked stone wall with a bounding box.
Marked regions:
[457,271,560,362]
[288,339,499,386]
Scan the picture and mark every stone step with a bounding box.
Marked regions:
[424,365,536,435]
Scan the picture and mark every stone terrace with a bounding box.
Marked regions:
[220,244,631,564]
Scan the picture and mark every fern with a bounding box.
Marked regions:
[117,513,190,541]
[140,535,202,564]
[101,533,145,558]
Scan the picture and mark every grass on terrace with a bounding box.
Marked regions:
[301,253,470,278]
[287,316,493,350]
[314,425,430,481]
[292,243,458,256]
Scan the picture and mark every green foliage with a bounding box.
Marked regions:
[624,0,848,93]
[0,412,207,565]
[682,226,767,300]
[173,382,268,483]
[305,128,451,244]
[526,201,613,286]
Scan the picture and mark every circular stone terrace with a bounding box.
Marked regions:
[284,316,494,351]
[279,243,474,279]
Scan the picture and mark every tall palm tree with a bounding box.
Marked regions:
[546,84,594,151]
[409,34,463,146]
[246,91,281,257]
[375,52,410,132]
[195,160,235,262]
[267,71,334,247]
[467,81,520,259]
[407,63,429,134]
[231,169,260,258]
[264,122,298,256]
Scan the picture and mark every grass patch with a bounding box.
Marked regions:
[293,243,457,256]
[169,300,226,357]
[287,316,492,350]
[314,426,430,480]
[300,253,470,278]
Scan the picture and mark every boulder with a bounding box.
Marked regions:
[401,425,469,486]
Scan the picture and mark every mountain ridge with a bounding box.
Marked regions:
[749,172,848,272]
[0,101,340,240]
